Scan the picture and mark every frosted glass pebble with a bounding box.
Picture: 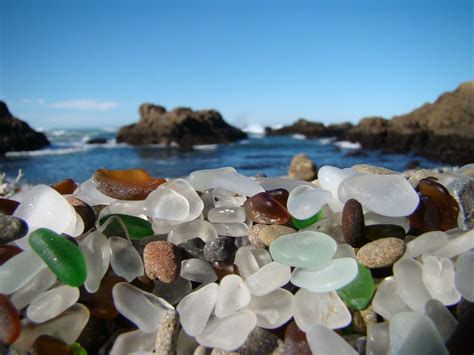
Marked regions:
[168,220,218,245]
[11,267,56,310]
[234,246,260,279]
[208,207,246,223]
[291,258,358,293]
[176,283,218,336]
[110,329,156,355]
[245,262,291,296]
[251,247,272,267]
[212,188,247,208]
[81,230,110,293]
[389,311,448,355]
[26,285,79,323]
[187,167,237,191]
[334,243,356,259]
[213,222,249,237]
[434,229,474,259]
[73,178,116,206]
[306,324,357,355]
[421,255,461,305]
[165,178,204,221]
[393,258,432,311]
[364,211,410,233]
[109,237,144,282]
[455,249,474,301]
[405,231,448,258]
[113,282,173,333]
[269,231,337,268]
[195,310,257,351]
[293,288,351,331]
[318,166,358,196]
[338,174,419,217]
[152,276,192,306]
[246,288,293,329]
[425,299,457,341]
[211,170,264,197]
[367,322,389,355]
[372,277,411,320]
[11,303,89,352]
[105,200,146,216]
[0,250,47,294]
[180,258,217,283]
[287,185,333,220]
[254,176,315,192]
[144,186,190,221]
[215,275,251,318]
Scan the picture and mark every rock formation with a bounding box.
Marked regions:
[117,104,247,147]
[266,119,352,139]
[0,101,49,156]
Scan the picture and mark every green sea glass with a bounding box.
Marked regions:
[70,342,88,355]
[29,228,87,287]
[337,263,374,310]
[291,209,323,229]
[99,214,154,240]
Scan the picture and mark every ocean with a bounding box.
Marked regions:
[0,127,443,185]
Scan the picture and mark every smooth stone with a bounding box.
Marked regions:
[318,166,358,196]
[244,192,290,225]
[337,263,375,310]
[168,220,218,245]
[246,288,293,329]
[180,258,218,283]
[176,282,218,336]
[389,311,448,355]
[144,241,181,283]
[405,231,448,258]
[203,236,237,263]
[112,282,173,333]
[81,230,110,293]
[455,249,474,301]
[165,178,204,221]
[371,276,411,320]
[109,236,144,282]
[144,186,190,221]
[31,334,75,355]
[245,262,291,296]
[393,258,432,312]
[293,288,351,331]
[288,153,317,181]
[195,310,257,351]
[212,187,247,208]
[208,207,246,224]
[65,196,96,233]
[352,306,377,334]
[247,224,267,248]
[338,174,419,217]
[110,329,156,355]
[29,228,87,287]
[434,229,474,258]
[210,170,265,197]
[302,213,344,243]
[212,222,249,237]
[287,185,333,220]
[177,328,199,355]
[187,167,237,191]
[0,214,28,244]
[0,249,47,294]
[258,224,296,246]
[366,322,389,355]
[99,214,154,240]
[334,243,356,260]
[342,199,367,248]
[238,327,283,355]
[421,255,461,305]
[269,231,337,268]
[0,294,21,345]
[364,211,410,233]
[448,178,474,230]
[155,309,180,355]
[73,178,116,205]
[26,285,79,323]
[11,267,57,310]
[351,164,398,175]
[152,276,192,306]
[215,274,251,318]
[212,261,239,282]
[306,324,357,355]
[233,246,264,279]
[291,257,358,293]
[425,299,457,341]
[356,238,405,269]
[179,238,205,259]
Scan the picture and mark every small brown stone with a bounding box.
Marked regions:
[248,224,267,248]
[0,198,19,215]
[351,164,398,175]
[144,241,181,283]
[342,199,367,248]
[352,307,378,334]
[244,192,290,225]
[66,196,96,233]
[356,237,405,268]
[258,225,296,246]
[51,178,77,195]
[288,154,317,181]
[155,310,179,355]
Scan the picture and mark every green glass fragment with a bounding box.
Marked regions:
[99,214,154,240]
[29,228,87,287]
[337,263,375,311]
[70,343,88,355]
[291,209,324,229]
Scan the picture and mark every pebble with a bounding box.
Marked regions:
[212,187,247,208]
[455,249,474,301]
[342,199,367,248]
[0,294,21,345]
[109,236,144,282]
[51,177,77,195]
[246,288,293,329]
[0,197,20,215]
[155,310,180,355]
[351,164,398,175]
[356,238,405,269]
[247,224,267,248]
[244,192,290,225]
[284,320,311,355]
[210,169,265,197]
[288,153,317,181]
[145,186,190,221]
[291,209,324,229]
[364,211,410,232]
[337,263,375,310]
[26,285,80,323]
[352,306,377,334]
[0,214,28,245]
[318,166,358,196]
[434,229,474,259]
[447,300,474,355]
[168,219,218,245]
[180,258,218,283]
[422,254,461,305]
[234,246,271,279]
[407,168,440,187]
[447,177,474,230]
[144,241,181,283]
[109,329,156,355]
[267,188,289,206]
[213,222,249,237]
[257,224,296,246]
[287,185,333,220]
[66,196,96,233]
[212,261,239,281]
[366,322,389,355]
[203,236,237,263]
[165,178,205,221]
[100,213,154,240]
[31,335,75,355]
[306,324,357,355]
[425,299,457,341]
[187,167,237,192]
[11,267,57,310]
[238,327,283,355]
[152,276,192,306]
[245,261,291,296]
[208,207,246,224]
[215,274,251,317]
[371,276,411,320]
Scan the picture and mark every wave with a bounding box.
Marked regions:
[6,146,90,157]
[242,123,266,136]
[291,134,306,140]
[193,144,218,150]
[334,140,361,149]
[318,137,336,145]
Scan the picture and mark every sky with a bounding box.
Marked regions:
[0,0,472,129]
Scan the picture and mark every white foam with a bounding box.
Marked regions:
[193,144,218,150]
[319,137,336,145]
[6,147,90,157]
[334,140,361,149]
[292,134,306,140]
[242,124,266,136]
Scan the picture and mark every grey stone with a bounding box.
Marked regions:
[0,214,28,245]
[448,178,474,230]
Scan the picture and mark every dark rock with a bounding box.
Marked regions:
[288,154,317,181]
[342,199,367,248]
[86,138,108,144]
[203,236,237,263]
[406,159,421,170]
[266,118,353,139]
[0,214,28,245]
[447,298,474,355]
[239,327,282,355]
[117,104,247,147]
[0,101,49,155]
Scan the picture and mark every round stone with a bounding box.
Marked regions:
[288,154,317,181]
[203,236,237,263]
[0,214,28,245]
[144,241,181,283]
[248,224,267,248]
[356,238,405,269]
[258,224,296,246]
[65,196,96,233]
[342,199,367,248]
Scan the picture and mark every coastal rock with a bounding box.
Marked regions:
[117,104,247,147]
[0,101,49,155]
[266,118,352,139]
[288,154,317,181]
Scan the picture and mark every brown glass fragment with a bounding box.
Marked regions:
[51,178,77,195]
[92,168,166,200]
[32,335,73,355]
[0,245,22,265]
[0,198,19,215]
[212,261,239,281]
[244,192,290,225]
[0,294,21,345]
[267,188,290,207]
[284,320,312,355]
[66,196,96,232]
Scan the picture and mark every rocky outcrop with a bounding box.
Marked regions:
[117,104,247,147]
[0,101,49,156]
[266,118,352,139]
[346,81,474,165]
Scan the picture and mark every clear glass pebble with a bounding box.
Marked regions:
[421,255,461,305]
[208,207,246,223]
[168,220,218,245]
[366,322,389,355]
[364,211,410,233]
[110,329,156,355]
[405,231,448,258]
[152,276,192,306]
[287,185,333,220]
[26,285,79,323]
[213,222,249,237]
[372,276,411,320]
[81,230,110,293]
[210,170,264,197]
[318,166,358,196]
[424,299,457,341]
[10,267,56,310]
[215,274,251,318]
[144,186,190,221]
[180,258,217,283]
[245,262,291,296]
[165,178,204,221]
[234,246,261,279]
[246,288,293,329]
[109,237,144,282]
[434,229,474,259]
[187,167,237,192]
[73,178,116,206]
[454,249,474,301]
[254,176,316,192]
[306,324,357,355]
[212,188,247,208]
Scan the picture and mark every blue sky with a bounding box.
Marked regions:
[0,0,472,129]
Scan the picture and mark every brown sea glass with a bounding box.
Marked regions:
[51,178,77,195]
[32,335,73,355]
[0,245,22,265]
[0,294,21,345]
[284,320,312,355]
[0,198,19,215]
[212,261,240,281]
[244,192,290,224]
[92,168,166,200]
[66,196,96,232]
[267,188,290,207]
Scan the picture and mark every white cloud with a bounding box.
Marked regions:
[49,99,119,111]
